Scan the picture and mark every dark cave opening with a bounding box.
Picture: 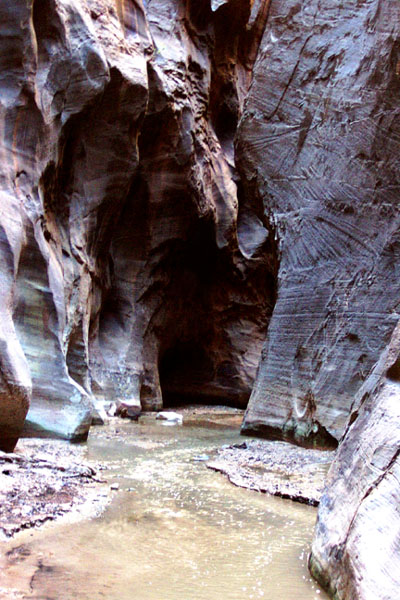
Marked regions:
[153,187,279,411]
[159,341,215,407]
[155,215,261,411]
[159,340,250,408]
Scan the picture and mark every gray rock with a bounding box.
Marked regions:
[310,320,400,600]
[193,454,210,462]
[238,0,400,447]
[208,439,333,505]
[156,411,183,425]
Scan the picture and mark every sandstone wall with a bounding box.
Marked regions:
[2,2,400,599]
[0,0,274,449]
[238,0,400,447]
[310,321,400,600]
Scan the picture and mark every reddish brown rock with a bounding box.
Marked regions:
[0,0,151,445]
[0,0,274,448]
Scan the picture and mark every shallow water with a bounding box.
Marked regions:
[0,410,328,600]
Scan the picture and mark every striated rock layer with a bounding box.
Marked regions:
[0,0,275,449]
[239,0,400,447]
[310,321,400,600]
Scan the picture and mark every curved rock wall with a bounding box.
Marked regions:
[0,0,275,449]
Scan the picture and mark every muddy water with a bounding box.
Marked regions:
[0,410,328,600]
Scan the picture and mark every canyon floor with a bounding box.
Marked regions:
[0,439,110,540]
[0,407,334,542]
[0,407,327,600]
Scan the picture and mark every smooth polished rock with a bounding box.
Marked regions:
[310,321,400,600]
[0,0,273,447]
[0,0,148,444]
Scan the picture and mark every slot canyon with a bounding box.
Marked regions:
[0,1,399,599]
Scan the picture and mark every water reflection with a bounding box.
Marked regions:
[0,411,328,600]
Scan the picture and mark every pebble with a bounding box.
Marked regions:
[193,454,210,462]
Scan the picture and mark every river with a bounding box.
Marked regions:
[0,408,328,600]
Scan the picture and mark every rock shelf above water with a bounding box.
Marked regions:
[207,440,334,506]
[0,440,107,540]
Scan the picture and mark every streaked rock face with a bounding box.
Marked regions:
[0,0,274,449]
[310,321,400,600]
[239,0,400,447]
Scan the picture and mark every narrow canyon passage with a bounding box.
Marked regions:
[0,412,328,600]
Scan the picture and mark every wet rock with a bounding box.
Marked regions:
[156,411,183,425]
[238,0,400,447]
[0,439,106,539]
[208,440,333,506]
[193,454,210,462]
[106,403,118,418]
[310,321,400,600]
[116,399,141,421]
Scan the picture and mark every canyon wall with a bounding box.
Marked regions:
[0,0,275,448]
[310,321,400,600]
[238,0,400,447]
[1,2,400,598]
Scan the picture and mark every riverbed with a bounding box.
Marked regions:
[0,409,328,600]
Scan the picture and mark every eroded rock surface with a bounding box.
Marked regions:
[0,439,106,539]
[2,4,400,598]
[239,0,400,447]
[310,321,400,600]
[0,0,274,449]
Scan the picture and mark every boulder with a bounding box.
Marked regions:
[156,411,183,425]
